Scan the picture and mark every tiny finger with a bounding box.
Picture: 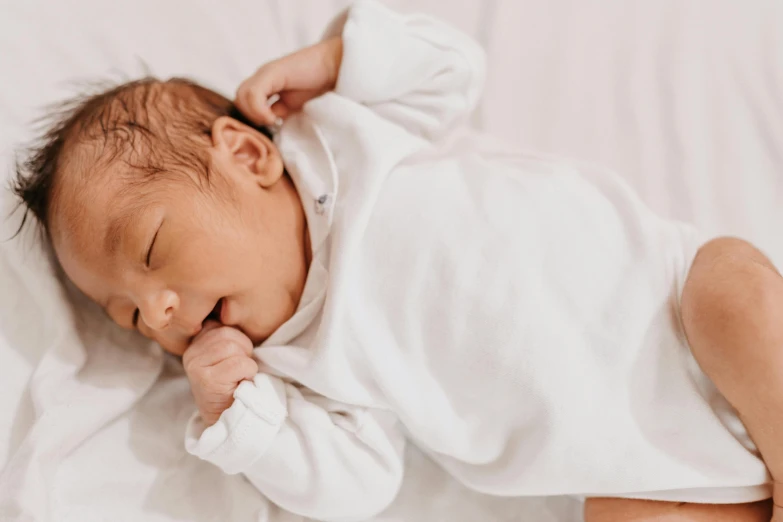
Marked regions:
[185,337,253,376]
[270,101,291,121]
[214,355,260,384]
[237,85,273,126]
[194,326,253,354]
[249,93,277,126]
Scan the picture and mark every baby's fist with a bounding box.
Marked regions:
[183,321,259,427]
[235,37,343,126]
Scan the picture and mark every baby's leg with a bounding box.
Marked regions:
[584,498,772,522]
[681,237,783,520]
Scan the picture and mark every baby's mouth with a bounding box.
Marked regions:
[205,298,224,325]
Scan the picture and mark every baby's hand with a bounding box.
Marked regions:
[183,321,259,427]
[236,36,343,126]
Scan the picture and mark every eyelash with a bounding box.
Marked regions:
[134,221,161,329]
[146,227,160,268]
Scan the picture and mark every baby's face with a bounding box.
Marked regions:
[51,118,310,355]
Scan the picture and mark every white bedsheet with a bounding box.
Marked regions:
[1,0,781,520]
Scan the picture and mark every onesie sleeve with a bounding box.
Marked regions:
[185,373,405,522]
[323,0,486,142]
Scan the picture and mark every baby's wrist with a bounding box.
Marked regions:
[200,403,229,427]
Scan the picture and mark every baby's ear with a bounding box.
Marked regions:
[210,116,282,187]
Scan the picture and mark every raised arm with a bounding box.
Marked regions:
[236,0,486,142]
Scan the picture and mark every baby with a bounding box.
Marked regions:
[11,1,783,521]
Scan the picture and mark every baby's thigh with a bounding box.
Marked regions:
[584,498,772,522]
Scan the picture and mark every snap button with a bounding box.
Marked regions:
[315,194,330,215]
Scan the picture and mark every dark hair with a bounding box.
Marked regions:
[11,76,272,239]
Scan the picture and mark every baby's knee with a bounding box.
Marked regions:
[681,237,783,356]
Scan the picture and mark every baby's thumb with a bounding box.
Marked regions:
[194,320,222,342]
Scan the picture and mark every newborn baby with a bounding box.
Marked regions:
[12,1,783,521]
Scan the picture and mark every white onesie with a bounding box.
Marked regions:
[186,1,770,520]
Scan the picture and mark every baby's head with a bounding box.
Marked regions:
[13,78,310,355]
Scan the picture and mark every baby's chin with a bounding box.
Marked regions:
[243,322,281,346]
[245,329,268,346]
[228,316,272,346]
[240,303,299,346]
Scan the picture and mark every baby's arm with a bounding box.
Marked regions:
[184,365,405,522]
[237,0,486,142]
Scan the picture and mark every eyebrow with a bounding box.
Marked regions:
[104,205,147,256]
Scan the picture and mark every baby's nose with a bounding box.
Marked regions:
[139,289,179,331]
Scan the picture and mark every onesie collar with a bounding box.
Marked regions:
[260,113,337,348]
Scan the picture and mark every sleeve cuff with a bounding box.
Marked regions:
[332,0,408,103]
[185,373,288,474]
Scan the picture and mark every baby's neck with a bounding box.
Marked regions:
[303,226,312,267]
[281,172,311,272]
